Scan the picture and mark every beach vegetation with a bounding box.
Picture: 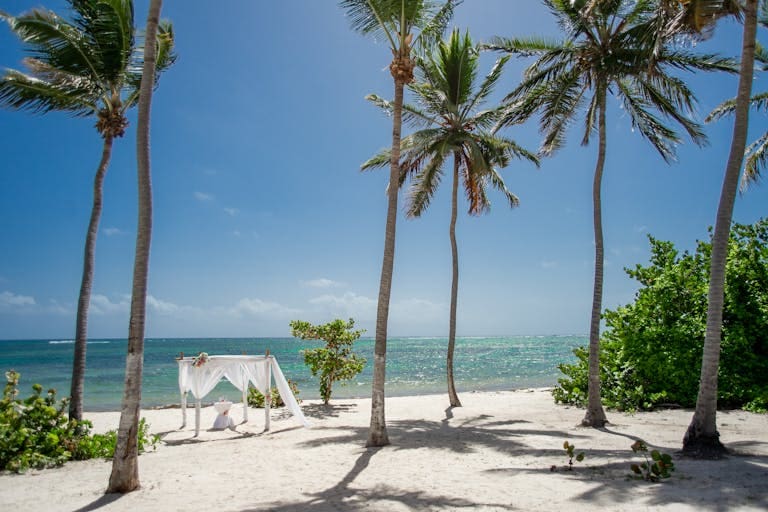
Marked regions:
[363,28,537,408]
[290,318,366,404]
[247,379,301,408]
[563,440,585,470]
[484,0,735,428]
[0,371,157,473]
[340,0,458,448]
[0,0,175,423]
[630,440,675,482]
[554,219,768,414]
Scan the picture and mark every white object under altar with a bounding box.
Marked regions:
[176,354,310,436]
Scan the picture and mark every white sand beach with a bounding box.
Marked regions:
[0,389,766,511]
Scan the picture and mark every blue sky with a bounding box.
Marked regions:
[0,1,766,339]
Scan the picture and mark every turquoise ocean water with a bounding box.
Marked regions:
[0,336,584,411]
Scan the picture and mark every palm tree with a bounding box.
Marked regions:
[339,0,457,447]
[363,29,538,408]
[0,0,175,421]
[659,0,760,458]
[107,0,168,493]
[484,0,734,427]
[706,2,768,191]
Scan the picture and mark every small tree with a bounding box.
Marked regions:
[290,318,366,404]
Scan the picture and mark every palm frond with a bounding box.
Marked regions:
[581,92,598,146]
[488,167,520,209]
[0,68,96,115]
[631,74,706,146]
[4,9,104,88]
[414,0,459,54]
[406,142,447,217]
[366,92,438,127]
[742,131,768,191]
[660,49,738,74]
[707,91,768,122]
[361,147,392,171]
[481,35,564,57]
[538,70,587,155]
[462,55,509,119]
[755,40,768,70]
[338,0,398,48]
[617,80,680,163]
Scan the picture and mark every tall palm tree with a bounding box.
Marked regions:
[107,0,167,493]
[658,0,760,458]
[706,2,768,191]
[484,0,734,427]
[339,0,457,447]
[0,0,175,421]
[363,29,538,408]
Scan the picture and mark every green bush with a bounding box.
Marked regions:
[290,318,366,404]
[247,379,301,408]
[0,371,158,473]
[554,219,768,412]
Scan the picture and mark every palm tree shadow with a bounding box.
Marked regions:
[72,493,122,512]
[239,447,512,511]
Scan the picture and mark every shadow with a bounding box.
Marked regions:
[573,452,768,512]
[239,447,516,512]
[294,412,585,460]
[299,403,359,420]
[161,431,257,446]
[596,425,643,443]
[72,493,122,512]
[484,446,768,512]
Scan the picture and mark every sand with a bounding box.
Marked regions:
[0,389,766,511]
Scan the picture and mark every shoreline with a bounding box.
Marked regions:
[3,389,766,511]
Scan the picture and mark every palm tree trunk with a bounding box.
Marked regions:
[107,0,162,493]
[367,77,405,448]
[447,153,462,407]
[69,136,113,421]
[582,88,608,428]
[683,0,757,458]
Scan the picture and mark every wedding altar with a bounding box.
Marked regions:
[176,354,311,436]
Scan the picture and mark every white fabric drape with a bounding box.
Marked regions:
[176,355,311,435]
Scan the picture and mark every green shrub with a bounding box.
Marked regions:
[0,371,158,473]
[289,318,366,404]
[247,379,301,408]
[554,220,768,412]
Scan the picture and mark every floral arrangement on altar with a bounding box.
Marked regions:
[192,352,209,368]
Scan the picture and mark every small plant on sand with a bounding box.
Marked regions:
[630,440,675,482]
[290,318,366,404]
[550,441,585,472]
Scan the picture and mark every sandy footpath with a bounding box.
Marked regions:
[0,389,766,511]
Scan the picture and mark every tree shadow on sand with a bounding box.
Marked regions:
[486,444,768,512]
[297,407,588,458]
[239,447,516,512]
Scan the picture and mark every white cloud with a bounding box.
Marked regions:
[228,298,299,317]
[390,298,444,321]
[635,225,648,233]
[540,260,558,269]
[89,294,129,315]
[194,191,214,202]
[0,291,36,308]
[224,207,239,216]
[104,227,124,236]
[302,278,344,289]
[309,292,376,319]
[146,295,181,315]
[233,230,242,237]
